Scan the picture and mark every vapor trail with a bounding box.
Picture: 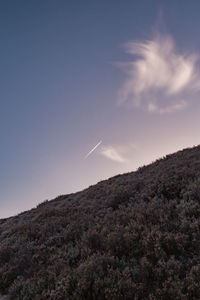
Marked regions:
[85,140,102,159]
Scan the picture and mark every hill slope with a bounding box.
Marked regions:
[1,146,200,299]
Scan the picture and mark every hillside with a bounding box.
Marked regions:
[0,145,200,299]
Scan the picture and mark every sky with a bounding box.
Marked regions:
[1,0,200,218]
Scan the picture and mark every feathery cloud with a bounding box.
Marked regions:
[148,100,188,114]
[118,33,200,113]
[100,146,127,163]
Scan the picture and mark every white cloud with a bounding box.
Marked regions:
[118,33,200,113]
[100,146,127,163]
[148,100,187,114]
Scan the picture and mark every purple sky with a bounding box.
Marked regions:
[1,0,200,218]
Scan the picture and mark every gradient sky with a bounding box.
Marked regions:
[1,0,200,218]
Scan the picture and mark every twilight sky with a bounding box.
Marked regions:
[1,0,200,218]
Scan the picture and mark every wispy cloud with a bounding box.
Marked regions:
[148,100,188,114]
[99,146,127,163]
[118,33,200,113]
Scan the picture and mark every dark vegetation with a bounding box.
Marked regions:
[1,145,200,299]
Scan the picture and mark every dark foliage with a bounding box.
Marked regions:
[1,145,200,299]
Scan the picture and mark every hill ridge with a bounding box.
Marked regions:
[0,145,200,299]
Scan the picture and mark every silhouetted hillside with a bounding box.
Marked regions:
[1,145,200,299]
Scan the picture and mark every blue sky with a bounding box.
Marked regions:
[1,1,200,217]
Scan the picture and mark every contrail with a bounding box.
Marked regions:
[85,140,102,159]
